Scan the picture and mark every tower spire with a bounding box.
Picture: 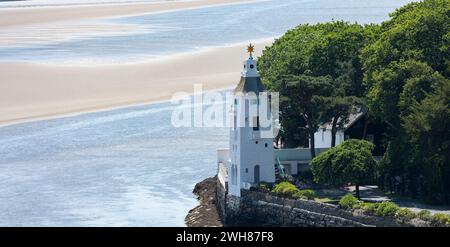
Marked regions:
[247,43,254,60]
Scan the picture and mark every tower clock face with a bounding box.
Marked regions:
[250,64,254,69]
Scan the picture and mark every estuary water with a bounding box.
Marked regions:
[0,98,229,226]
[0,0,414,226]
[0,0,413,64]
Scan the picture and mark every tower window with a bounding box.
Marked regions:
[265,143,268,148]
[253,116,260,131]
[255,141,258,144]
[250,64,254,69]
[245,168,248,173]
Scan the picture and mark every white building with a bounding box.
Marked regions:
[217,44,275,197]
[313,113,365,148]
[314,128,345,149]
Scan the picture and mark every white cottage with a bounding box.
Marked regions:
[313,113,365,148]
[217,44,275,197]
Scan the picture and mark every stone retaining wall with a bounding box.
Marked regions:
[215,178,409,227]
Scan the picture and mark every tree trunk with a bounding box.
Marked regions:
[362,115,369,140]
[355,184,360,199]
[331,117,339,147]
[309,129,316,159]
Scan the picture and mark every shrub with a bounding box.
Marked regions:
[418,210,432,221]
[431,213,450,226]
[339,194,360,209]
[257,182,272,192]
[281,174,294,183]
[272,182,299,197]
[395,208,417,221]
[360,202,380,214]
[293,189,316,200]
[375,201,399,216]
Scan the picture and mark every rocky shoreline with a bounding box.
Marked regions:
[185,176,223,227]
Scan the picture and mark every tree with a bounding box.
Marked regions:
[361,0,450,201]
[319,61,363,147]
[362,0,449,82]
[311,139,377,199]
[259,21,369,150]
[278,74,332,158]
[403,78,450,203]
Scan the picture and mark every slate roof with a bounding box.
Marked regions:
[233,76,266,94]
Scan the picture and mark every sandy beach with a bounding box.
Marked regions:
[0,39,272,126]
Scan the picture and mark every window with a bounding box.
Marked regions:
[366,134,375,143]
[265,143,268,148]
[245,168,248,173]
[250,64,254,69]
[253,116,260,131]
[255,141,258,144]
[232,164,238,185]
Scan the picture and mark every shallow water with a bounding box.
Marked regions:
[0,0,413,64]
[0,0,172,8]
[0,97,229,226]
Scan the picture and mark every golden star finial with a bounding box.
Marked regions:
[247,43,254,54]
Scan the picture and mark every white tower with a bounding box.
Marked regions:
[227,44,275,197]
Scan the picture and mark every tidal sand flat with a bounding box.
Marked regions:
[0,40,271,126]
[0,0,254,28]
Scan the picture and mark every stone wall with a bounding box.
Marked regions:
[215,177,227,222]
[215,178,409,227]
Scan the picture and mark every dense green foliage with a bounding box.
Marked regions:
[361,0,450,203]
[259,0,450,204]
[374,201,399,216]
[337,195,450,226]
[271,182,316,200]
[418,210,433,221]
[395,208,417,221]
[339,194,360,209]
[293,189,316,200]
[272,181,299,197]
[256,182,273,192]
[431,213,450,226]
[259,22,371,152]
[310,140,376,198]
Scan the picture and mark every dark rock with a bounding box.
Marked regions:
[185,176,223,227]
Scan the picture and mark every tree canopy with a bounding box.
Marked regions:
[310,139,377,199]
[361,0,450,203]
[259,21,370,151]
[258,0,450,203]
